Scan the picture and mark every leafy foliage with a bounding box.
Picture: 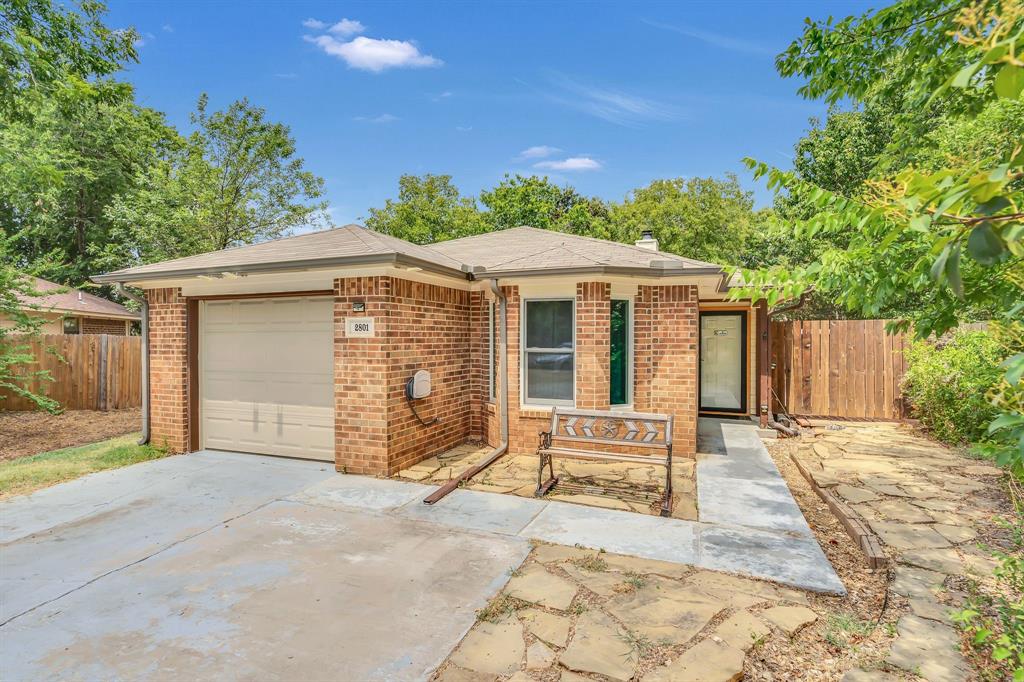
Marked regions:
[952,518,1024,681]
[100,94,327,272]
[365,174,485,243]
[0,0,137,115]
[902,330,1004,444]
[0,236,58,412]
[480,174,609,235]
[735,0,1024,467]
[607,175,755,265]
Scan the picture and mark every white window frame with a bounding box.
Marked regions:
[610,297,634,409]
[521,297,576,408]
[488,301,496,402]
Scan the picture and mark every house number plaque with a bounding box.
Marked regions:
[346,317,375,338]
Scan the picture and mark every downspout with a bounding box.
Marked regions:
[116,283,150,445]
[423,278,508,504]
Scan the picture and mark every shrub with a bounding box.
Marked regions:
[902,330,1003,445]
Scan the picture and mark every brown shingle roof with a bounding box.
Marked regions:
[93,224,466,283]
[17,277,139,319]
[93,224,724,283]
[427,226,722,274]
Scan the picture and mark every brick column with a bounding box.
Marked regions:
[146,287,189,452]
[468,290,487,442]
[333,276,391,474]
[575,282,611,410]
[635,284,699,455]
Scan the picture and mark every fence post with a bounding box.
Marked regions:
[97,334,108,411]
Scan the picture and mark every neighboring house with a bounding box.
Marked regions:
[3,276,139,336]
[93,225,769,474]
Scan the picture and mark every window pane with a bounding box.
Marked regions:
[610,300,629,405]
[526,352,573,401]
[526,300,573,349]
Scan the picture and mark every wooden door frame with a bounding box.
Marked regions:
[698,310,748,415]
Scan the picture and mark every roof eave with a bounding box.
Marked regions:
[91,252,467,285]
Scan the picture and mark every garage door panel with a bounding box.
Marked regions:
[200,297,335,462]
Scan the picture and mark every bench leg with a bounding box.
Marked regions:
[535,451,558,497]
[661,448,673,518]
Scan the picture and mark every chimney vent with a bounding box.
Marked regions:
[635,230,659,252]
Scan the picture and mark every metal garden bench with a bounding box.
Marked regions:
[535,407,674,517]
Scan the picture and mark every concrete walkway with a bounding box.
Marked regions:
[298,420,845,594]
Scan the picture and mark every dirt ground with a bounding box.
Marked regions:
[0,409,141,461]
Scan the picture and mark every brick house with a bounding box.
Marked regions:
[2,276,139,335]
[93,225,769,475]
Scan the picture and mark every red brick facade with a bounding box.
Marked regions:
[476,282,700,458]
[146,287,189,452]
[143,276,701,468]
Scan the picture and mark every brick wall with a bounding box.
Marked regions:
[385,278,471,473]
[575,282,610,410]
[477,281,699,458]
[333,277,392,474]
[635,284,699,454]
[146,287,189,452]
[333,276,472,476]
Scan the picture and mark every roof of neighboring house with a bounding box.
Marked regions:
[93,224,725,283]
[17,277,140,320]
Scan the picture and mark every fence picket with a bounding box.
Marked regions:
[0,334,142,411]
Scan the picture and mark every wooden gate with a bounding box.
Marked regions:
[0,334,142,411]
[770,320,909,420]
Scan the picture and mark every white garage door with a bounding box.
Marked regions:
[200,297,334,461]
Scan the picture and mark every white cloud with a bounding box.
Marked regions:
[161,24,173,33]
[546,73,678,127]
[354,113,399,123]
[432,90,453,101]
[302,18,327,30]
[274,72,299,79]
[455,125,473,132]
[534,157,602,172]
[642,19,774,55]
[305,35,442,73]
[517,145,561,160]
[328,19,365,36]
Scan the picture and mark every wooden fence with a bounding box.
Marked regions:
[770,319,910,420]
[1,334,142,411]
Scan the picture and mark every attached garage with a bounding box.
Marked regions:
[199,296,335,461]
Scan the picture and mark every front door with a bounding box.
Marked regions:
[699,312,746,413]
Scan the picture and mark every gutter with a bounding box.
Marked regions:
[95,256,724,286]
[115,283,150,445]
[423,278,509,504]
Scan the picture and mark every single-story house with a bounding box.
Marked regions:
[3,276,139,335]
[93,225,770,475]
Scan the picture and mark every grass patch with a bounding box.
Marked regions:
[476,594,521,623]
[824,612,875,649]
[0,434,168,499]
[571,553,609,572]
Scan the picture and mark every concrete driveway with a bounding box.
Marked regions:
[0,451,530,682]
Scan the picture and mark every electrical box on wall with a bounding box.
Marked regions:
[407,370,431,400]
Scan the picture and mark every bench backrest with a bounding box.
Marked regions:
[547,408,673,449]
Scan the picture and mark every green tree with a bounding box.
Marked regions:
[0,78,176,288]
[365,174,485,244]
[101,94,327,270]
[479,174,609,235]
[609,175,754,265]
[0,0,137,116]
[737,0,1024,470]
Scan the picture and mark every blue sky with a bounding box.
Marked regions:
[106,1,871,226]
